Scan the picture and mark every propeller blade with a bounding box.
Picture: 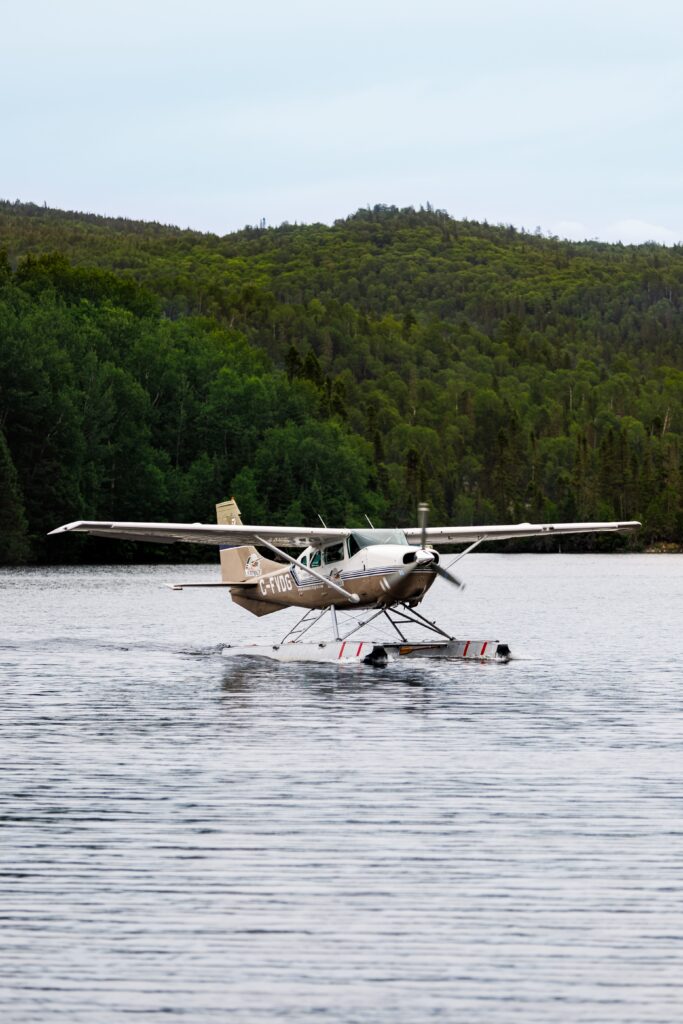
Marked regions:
[382,557,421,592]
[380,503,464,601]
[418,501,429,550]
[433,562,465,590]
[417,502,465,590]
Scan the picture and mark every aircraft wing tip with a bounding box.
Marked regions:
[47,521,83,536]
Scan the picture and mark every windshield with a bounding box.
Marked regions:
[349,529,407,554]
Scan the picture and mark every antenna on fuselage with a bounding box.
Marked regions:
[364,514,375,528]
[318,513,327,528]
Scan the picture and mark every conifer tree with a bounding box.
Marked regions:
[0,428,30,564]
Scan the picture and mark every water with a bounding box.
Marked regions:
[1,555,682,1022]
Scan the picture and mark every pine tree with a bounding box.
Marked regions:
[0,428,30,564]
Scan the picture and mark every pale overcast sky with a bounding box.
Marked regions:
[3,0,682,243]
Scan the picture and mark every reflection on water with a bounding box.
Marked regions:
[1,555,682,1022]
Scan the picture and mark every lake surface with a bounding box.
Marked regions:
[1,555,682,1022]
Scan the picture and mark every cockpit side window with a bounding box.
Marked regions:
[323,542,344,565]
[300,553,308,566]
[310,550,321,568]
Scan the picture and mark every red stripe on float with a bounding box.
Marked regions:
[356,643,363,657]
[338,642,346,660]
[462,641,470,657]
[480,642,488,656]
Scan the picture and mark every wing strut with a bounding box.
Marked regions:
[254,535,360,605]
[443,537,485,572]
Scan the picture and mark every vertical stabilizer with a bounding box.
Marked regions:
[217,497,252,582]
[216,498,242,526]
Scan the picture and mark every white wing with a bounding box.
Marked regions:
[405,520,641,545]
[50,518,641,548]
[48,521,349,548]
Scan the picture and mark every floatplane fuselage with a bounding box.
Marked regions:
[222,535,439,616]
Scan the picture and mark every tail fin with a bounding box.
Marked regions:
[215,497,280,583]
[216,498,242,527]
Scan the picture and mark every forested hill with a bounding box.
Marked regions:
[1,199,682,563]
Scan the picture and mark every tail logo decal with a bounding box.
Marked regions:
[244,553,262,577]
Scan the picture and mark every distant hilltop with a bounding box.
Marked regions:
[4,196,680,253]
[1,200,681,563]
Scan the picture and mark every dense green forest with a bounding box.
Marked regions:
[1,199,682,563]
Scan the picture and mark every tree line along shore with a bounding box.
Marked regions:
[1,200,681,564]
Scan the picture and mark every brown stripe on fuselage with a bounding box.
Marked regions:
[229,566,437,614]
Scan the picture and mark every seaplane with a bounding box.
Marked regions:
[49,500,640,666]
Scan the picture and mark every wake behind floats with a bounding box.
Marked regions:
[50,500,640,666]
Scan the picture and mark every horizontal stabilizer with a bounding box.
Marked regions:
[166,582,232,591]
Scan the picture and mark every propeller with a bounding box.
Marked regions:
[381,502,464,600]
[433,560,465,590]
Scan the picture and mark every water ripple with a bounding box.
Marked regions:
[1,556,682,1022]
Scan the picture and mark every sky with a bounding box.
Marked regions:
[2,0,682,243]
